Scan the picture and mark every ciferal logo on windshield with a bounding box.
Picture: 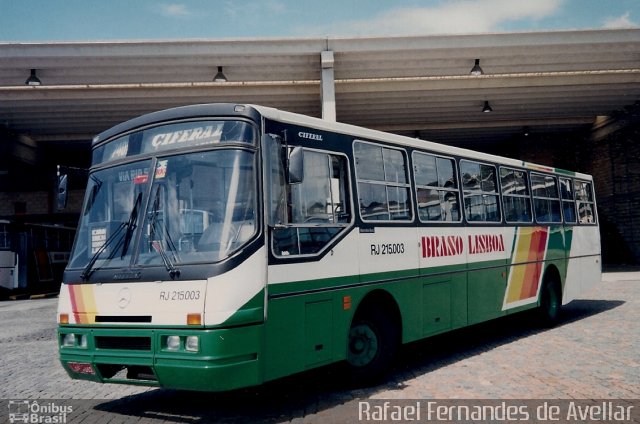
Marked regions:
[298,131,323,141]
[151,125,223,148]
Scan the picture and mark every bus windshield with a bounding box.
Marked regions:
[68,149,257,273]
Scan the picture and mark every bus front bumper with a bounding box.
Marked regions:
[58,324,264,392]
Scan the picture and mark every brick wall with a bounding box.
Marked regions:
[0,189,85,217]
[0,191,49,215]
[585,124,640,265]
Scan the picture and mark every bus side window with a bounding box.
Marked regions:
[531,173,562,224]
[272,150,351,256]
[290,151,336,224]
[460,160,500,223]
[560,177,577,224]
[575,180,596,224]
[413,152,461,222]
[500,167,532,224]
[354,141,412,222]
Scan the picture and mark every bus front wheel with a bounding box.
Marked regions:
[346,308,398,384]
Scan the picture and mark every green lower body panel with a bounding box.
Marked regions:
[59,324,264,392]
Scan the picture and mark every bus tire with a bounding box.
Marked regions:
[538,275,562,327]
[346,306,398,384]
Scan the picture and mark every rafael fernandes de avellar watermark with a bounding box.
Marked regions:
[358,400,635,422]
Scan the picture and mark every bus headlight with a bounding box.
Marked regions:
[166,335,181,351]
[185,336,199,352]
[62,333,89,348]
[62,333,75,347]
[78,334,88,348]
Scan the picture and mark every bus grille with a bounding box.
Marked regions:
[95,315,152,323]
[95,336,151,351]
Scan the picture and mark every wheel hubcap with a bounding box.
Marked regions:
[347,324,378,367]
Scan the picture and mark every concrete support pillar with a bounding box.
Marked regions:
[320,50,336,122]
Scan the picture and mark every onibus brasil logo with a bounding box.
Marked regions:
[8,400,73,423]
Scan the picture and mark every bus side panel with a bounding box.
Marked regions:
[264,230,359,382]
[559,225,573,293]
[357,227,418,279]
[357,226,420,342]
[419,276,452,337]
[264,266,466,380]
[264,294,323,379]
[563,225,601,304]
[503,225,568,313]
[466,227,509,325]
[546,225,569,296]
[418,227,469,336]
[264,286,362,381]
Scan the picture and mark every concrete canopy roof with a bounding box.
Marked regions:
[1,28,639,147]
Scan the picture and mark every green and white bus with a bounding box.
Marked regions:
[57,104,601,391]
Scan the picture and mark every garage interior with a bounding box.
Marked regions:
[1,28,639,266]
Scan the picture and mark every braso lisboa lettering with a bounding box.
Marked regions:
[422,234,505,258]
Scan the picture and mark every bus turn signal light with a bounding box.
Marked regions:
[187,313,202,325]
[343,296,352,310]
[59,313,69,324]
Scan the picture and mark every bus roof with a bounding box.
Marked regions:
[92,103,592,181]
[253,104,593,181]
[93,103,262,146]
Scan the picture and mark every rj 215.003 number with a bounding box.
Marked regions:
[159,290,201,301]
[370,243,405,256]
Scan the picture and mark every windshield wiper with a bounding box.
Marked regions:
[148,187,181,278]
[121,192,142,259]
[80,192,142,281]
[80,222,126,280]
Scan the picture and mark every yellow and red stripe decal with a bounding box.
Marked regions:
[68,284,98,324]
[524,163,554,173]
[504,227,549,307]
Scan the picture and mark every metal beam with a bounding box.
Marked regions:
[320,50,336,122]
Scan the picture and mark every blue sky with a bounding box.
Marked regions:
[0,0,638,42]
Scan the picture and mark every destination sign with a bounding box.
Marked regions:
[142,123,225,153]
[95,120,255,165]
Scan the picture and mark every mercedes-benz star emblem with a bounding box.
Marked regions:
[117,287,132,309]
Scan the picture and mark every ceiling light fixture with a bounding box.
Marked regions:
[482,101,493,113]
[25,69,42,86]
[470,59,484,76]
[213,66,227,82]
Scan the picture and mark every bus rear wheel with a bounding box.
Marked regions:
[538,276,562,327]
[346,308,398,384]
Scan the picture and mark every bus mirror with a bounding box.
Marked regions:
[287,147,304,184]
[57,174,68,210]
